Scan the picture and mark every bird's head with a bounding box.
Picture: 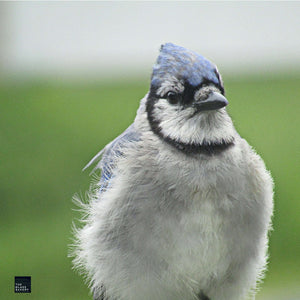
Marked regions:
[146,43,235,155]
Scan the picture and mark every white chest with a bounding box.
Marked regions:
[148,150,253,288]
[159,191,233,287]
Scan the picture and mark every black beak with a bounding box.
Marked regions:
[193,91,228,112]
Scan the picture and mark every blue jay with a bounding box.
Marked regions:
[73,43,273,300]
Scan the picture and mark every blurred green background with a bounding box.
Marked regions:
[0,73,299,299]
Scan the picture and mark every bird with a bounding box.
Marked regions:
[72,43,274,300]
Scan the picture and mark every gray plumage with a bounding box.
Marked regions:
[72,43,273,300]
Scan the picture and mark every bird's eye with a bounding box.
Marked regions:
[166,91,181,105]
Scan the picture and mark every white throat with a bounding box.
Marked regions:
[152,99,236,146]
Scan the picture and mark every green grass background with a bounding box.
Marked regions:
[0,74,299,299]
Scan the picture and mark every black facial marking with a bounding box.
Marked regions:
[182,82,196,106]
[146,93,234,156]
[152,77,224,108]
[146,92,161,136]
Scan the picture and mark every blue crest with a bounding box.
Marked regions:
[151,43,220,88]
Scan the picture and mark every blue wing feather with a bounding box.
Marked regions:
[84,124,140,193]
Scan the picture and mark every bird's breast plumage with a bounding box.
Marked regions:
[88,129,272,300]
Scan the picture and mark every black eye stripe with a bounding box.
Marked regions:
[149,76,224,107]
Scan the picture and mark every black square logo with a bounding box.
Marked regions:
[15,276,31,293]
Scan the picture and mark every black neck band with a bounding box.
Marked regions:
[162,136,234,156]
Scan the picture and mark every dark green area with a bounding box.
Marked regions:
[0,74,299,299]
